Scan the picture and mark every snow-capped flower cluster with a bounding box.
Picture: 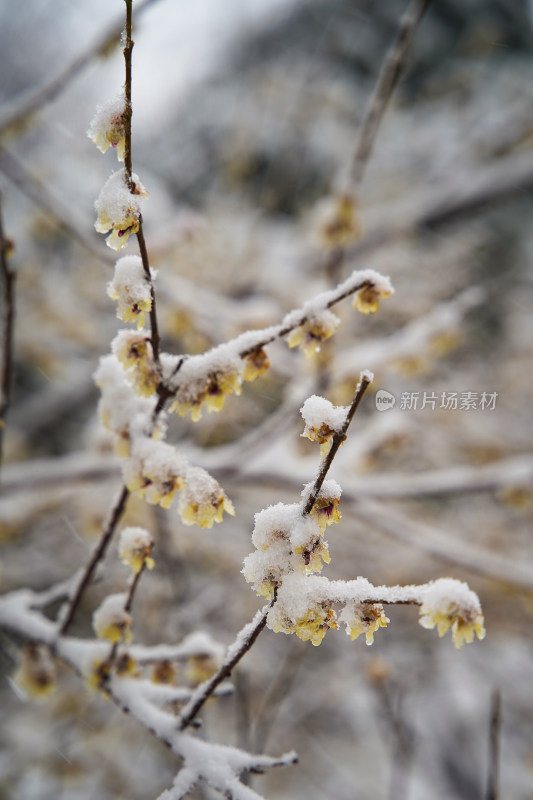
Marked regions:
[301,395,347,455]
[88,96,127,161]
[92,593,132,644]
[287,309,340,357]
[108,255,154,329]
[315,192,362,249]
[418,578,486,648]
[95,169,149,251]
[177,466,235,529]
[118,526,155,574]
[339,602,389,645]
[169,348,243,421]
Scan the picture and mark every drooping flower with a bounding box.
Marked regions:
[123,439,187,509]
[92,593,132,644]
[316,192,362,249]
[302,479,342,534]
[418,578,486,648]
[95,170,149,251]
[269,599,338,646]
[340,602,389,645]
[107,255,154,329]
[88,96,127,161]
[353,282,392,315]
[118,526,155,574]
[14,643,56,699]
[178,467,235,528]
[112,330,160,397]
[287,310,340,358]
[171,369,242,421]
[300,395,347,456]
[242,347,270,382]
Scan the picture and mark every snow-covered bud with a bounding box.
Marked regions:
[123,439,187,509]
[95,170,149,251]
[88,96,127,161]
[108,255,154,329]
[353,282,392,315]
[300,395,347,456]
[268,579,338,647]
[92,594,132,644]
[118,526,155,574]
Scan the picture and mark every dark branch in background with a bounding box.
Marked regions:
[303,371,372,515]
[486,688,502,800]
[59,485,130,636]
[0,192,15,473]
[348,0,432,188]
[0,0,162,137]
[107,561,147,665]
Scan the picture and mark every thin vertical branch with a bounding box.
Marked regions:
[486,688,502,800]
[59,485,130,635]
[348,0,432,188]
[0,192,15,472]
[303,371,373,515]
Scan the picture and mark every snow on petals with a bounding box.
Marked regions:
[92,594,132,644]
[108,255,154,329]
[178,466,235,529]
[418,578,486,648]
[95,169,149,251]
[287,309,340,358]
[88,96,127,161]
[301,395,347,455]
[118,526,155,574]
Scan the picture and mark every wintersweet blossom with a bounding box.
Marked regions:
[269,599,338,646]
[418,578,486,648]
[88,96,127,161]
[300,395,347,455]
[178,467,235,528]
[242,347,270,382]
[316,193,361,248]
[107,255,153,329]
[92,594,132,644]
[14,643,56,699]
[340,602,389,645]
[123,439,187,509]
[287,310,340,357]
[171,369,242,421]
[118,526,155,574]
[302,479,342,534]
[95,170,149,251]
[353,282,392,315]
[112,330,159,397]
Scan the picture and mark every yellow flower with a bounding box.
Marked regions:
[112,330,159,398]
[318,193,362,249]
[95,171,149,251]
[92,594,132,644]
[171,369,242,420]
[118,526,155,574]
[107,255,153,329]
[88,97,127,161]
[179,493,235,529]
[310,496,341,534]
[294,539,331,574]
[287,312,340,358]
[419,605,486,649]
[243,348,270,382]
[353,283,392,315]
[294,604,338,646]
[151,660,178,685]
[14,644,56,699]
[186,655,219,686]
[342,603,389,645]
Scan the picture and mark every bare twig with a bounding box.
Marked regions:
[486,688,502,800]
[0,192,15,471]
[349,0,432,188]
[178,594,277,731]
[303,371,373,515]
[59,485,130,635]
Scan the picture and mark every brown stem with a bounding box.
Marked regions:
[0,192,15,472]
[486,688,502,800]
[349,0,432,188]
[137,221,160,364]
[179,590,277,731]
[59,485,130,635]
[107,561,146,664]
[123,0,134,187]
[303,371,372,515]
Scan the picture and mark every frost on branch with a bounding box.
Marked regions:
[108,255,155,329]
[87,95,127,161]
[95,169,149,250]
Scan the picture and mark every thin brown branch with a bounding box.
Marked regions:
[59,485,130,635]
[123,0,134,186]
[178,591,277,731]
[486,688,502,800]
[349,0,432,188]
[0,192,15,471]
[108,561,146,664]
[137,221,161,363]
[303,371,373,515]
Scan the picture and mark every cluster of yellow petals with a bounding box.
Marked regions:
[343,603,389,645]
[318,193,362,249]
[419,604,486,649]
[14,643,56,699]
[353,283,393,315]
[287,315,339,358]
[271,603,338,647]
[179,493,235,529]
[171,370,242,421]
[242,347,270,382]
[113,332,159,397]
[310,496,341,535]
